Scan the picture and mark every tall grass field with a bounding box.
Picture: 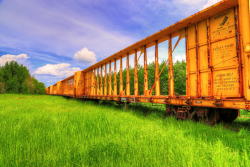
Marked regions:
[0,94,249,167]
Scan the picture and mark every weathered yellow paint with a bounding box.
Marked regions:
[92,70,96,96]
[56,81,62,95]
[143,46,149,96]
[168,37,175,97]
[210,9,236,42]
[96,68,100,95]
[126,54,130,96]
[108,62,112,95]
[134,51,139,96]
[60,76,74,96]
[104,65,107,95]
[119,57,123,95]
[100,66,103,95]
[113,60,117,96]
[239,0,250,100]
[74,71,85,97]
[155,41,160,96]
[199,45,209,97]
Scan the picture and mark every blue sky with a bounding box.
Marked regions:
[0,0,219,86]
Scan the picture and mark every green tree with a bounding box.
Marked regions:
[118,60,186,96]
[173,60,186,95]
[0,61,45,94]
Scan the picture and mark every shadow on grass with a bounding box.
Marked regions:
[228,119,250,131]
[68,97,250,132]
[65,97,250,153]
[95,100,166,119]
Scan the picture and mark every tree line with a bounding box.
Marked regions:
[107,60,187,96]
[0,61,45,94]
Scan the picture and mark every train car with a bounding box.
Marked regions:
[60,76,75,97]
[50,84,57,95]
[56,81,62,95]
[74,71,85,98]
[48,86,52,95]
[47,0,250,124]
[45,87,49,94]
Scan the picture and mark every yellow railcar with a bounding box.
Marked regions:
[47,0,250,123]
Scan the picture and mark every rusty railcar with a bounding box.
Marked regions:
[47,0,250,123]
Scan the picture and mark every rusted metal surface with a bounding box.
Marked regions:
[134,51,138,96]
[47,0,250,112]
[126,54,130,96]
[168,36,174,97]
[143,45,148,96]
[155,40,160,96]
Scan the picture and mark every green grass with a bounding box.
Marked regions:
[0,94,249,167]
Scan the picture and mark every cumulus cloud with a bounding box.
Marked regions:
[34,63,81,77]
[74,48,97,65]
[0,54,29,66]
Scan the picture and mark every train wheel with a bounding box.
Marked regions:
[219,109,239,123]
[195,108,220,125]
[165,105,176,117]
[205,109,220,125]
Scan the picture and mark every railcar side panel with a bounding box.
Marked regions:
[210,8,241,98]
[61,76,74,96]
[56,81,62,95]
[74,71,85,97]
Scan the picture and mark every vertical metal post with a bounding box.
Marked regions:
[72,74,76,96]
[86,73,89,95]
[94,68,98,96]
[100,66,103,95]
[91,70,94,96]
[155,40,160,96]
[234,7,244,97]
[114,60,117,96]
[168,36,175,97]
[89,72,91,95]
[91,70,94,95]
[90,70,93,96]
[207,19,213,97]
[83,72,86,95]
[126,53,130,96]
[104,64,107,95]
[109,62,112,95]
[120,57,123,95]
[97,68,99,95]
[239,0,250,100]
[144,45,148,96]
[134,50,138,96]
[87,72,89,95]
[185,28,190,97]
[195,24,201,97]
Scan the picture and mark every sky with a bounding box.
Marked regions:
[0,0,220,86]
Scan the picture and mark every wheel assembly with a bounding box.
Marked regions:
[166,105,239,124]
[219,109,239,123]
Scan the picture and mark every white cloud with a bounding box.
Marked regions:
[0,0,136,60]
[175,0,222,9]
[34,63,81,77]
[174,0,205,5]
[202,0,221,9]
[74,48,97,65]
[0,54,29,66]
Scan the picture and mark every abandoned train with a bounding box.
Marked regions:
[47,0,250,124]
